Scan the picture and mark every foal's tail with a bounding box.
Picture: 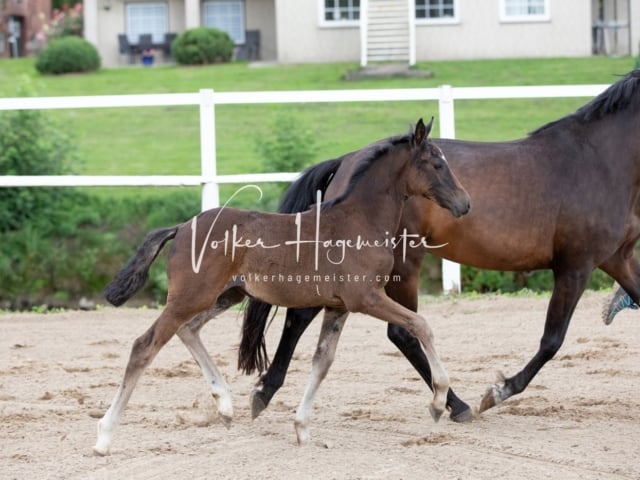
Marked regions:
[238,157,343,375]
[104,226,179,307]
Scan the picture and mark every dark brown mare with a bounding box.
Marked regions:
[92,118,470,455]
[240,69,640,423]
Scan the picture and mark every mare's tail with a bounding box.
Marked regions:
[238,157,343,375]
[104,226,179,307]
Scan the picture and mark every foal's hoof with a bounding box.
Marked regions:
[219,413,233,429]
[92,445,110,457]
[449,406,474,423]
[429,404,445,423]
[250,390,268,420]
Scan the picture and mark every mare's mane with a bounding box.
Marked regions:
[530,69,640,135]
[321,133,411,210]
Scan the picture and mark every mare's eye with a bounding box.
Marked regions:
[432,161,444,171]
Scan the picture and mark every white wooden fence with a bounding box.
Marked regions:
[0,83,609,292]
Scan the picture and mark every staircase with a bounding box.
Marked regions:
[363,0,412,66]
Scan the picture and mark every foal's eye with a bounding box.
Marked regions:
[432,161,444,171]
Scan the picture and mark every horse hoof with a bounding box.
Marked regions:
[219,413,233,429]
[92,445,110,457]
[479,386,498,413]
[429,404,445,423]
[602,286,638,326]
[449,406,474,423]
[294,422,311,446]
[250,391,267,420]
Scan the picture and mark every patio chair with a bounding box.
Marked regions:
[163,33,177,60]
[118,34,134,64]
[138,34,153,54]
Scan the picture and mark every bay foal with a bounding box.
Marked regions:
[93,118,470,454]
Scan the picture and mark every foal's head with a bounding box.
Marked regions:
[406,118,470,218]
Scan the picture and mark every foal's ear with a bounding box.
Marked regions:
[414,118,426,146]
[424,116,434,137]
[414,117,434,146]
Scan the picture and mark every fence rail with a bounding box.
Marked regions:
[0,83,610,292]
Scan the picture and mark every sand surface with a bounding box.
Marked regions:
[1,291,639,479]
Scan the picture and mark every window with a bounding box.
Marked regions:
[500,0,549,22]
[323,0,360,23]
[415,0,458,24]
[203,1,245,44]
[126,3,168,44]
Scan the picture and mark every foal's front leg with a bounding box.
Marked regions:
[294,308,348,445]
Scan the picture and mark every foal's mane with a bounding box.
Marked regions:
[530,69,640,135]
[321,133,411,210]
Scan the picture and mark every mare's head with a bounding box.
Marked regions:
[406,118,470,218]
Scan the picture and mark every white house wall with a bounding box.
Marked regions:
[414,0,592,61]
[275,0,359,63]
[275,0,593,64]
[85,0,636,68]
[246,0,277,60]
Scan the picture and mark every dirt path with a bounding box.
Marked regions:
[1,291,639,479]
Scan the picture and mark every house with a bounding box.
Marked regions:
[80,0,638,68]
[1,0,51,58]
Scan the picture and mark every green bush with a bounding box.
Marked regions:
[35,36,100,75]
[254,113,318,209]
[172,27,234,65]
[0,107,78,232]
[0,86,200,308]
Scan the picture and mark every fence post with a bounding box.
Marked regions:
[199,89,219,211]
[438,85,461,293]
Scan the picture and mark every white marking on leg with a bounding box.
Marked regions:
[294,310,347,445]
[177,322,233,424]
[93,366,145,455]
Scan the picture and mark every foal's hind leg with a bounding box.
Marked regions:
[358,290,449,421]
[177,287,246,427]
[294,308,347,445]
[94,305,198,455]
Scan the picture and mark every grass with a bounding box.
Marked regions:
[1,56,637,201]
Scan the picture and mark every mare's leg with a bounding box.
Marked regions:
[251,306,323,419]
[176,287,246,427]
[94,303,203,455]
[479,267,590,412]
[600,252,640,325]
[384,262,472,422]
[359,290,450,421]
[294,308,347,445]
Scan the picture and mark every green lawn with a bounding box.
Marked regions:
[1,56,636,186]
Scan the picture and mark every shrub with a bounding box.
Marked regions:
[250,113,318,210]
[172,27,234,65]
[0,107,78,232]
[35,36,100,75]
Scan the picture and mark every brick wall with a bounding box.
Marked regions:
[1,0,51,57]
